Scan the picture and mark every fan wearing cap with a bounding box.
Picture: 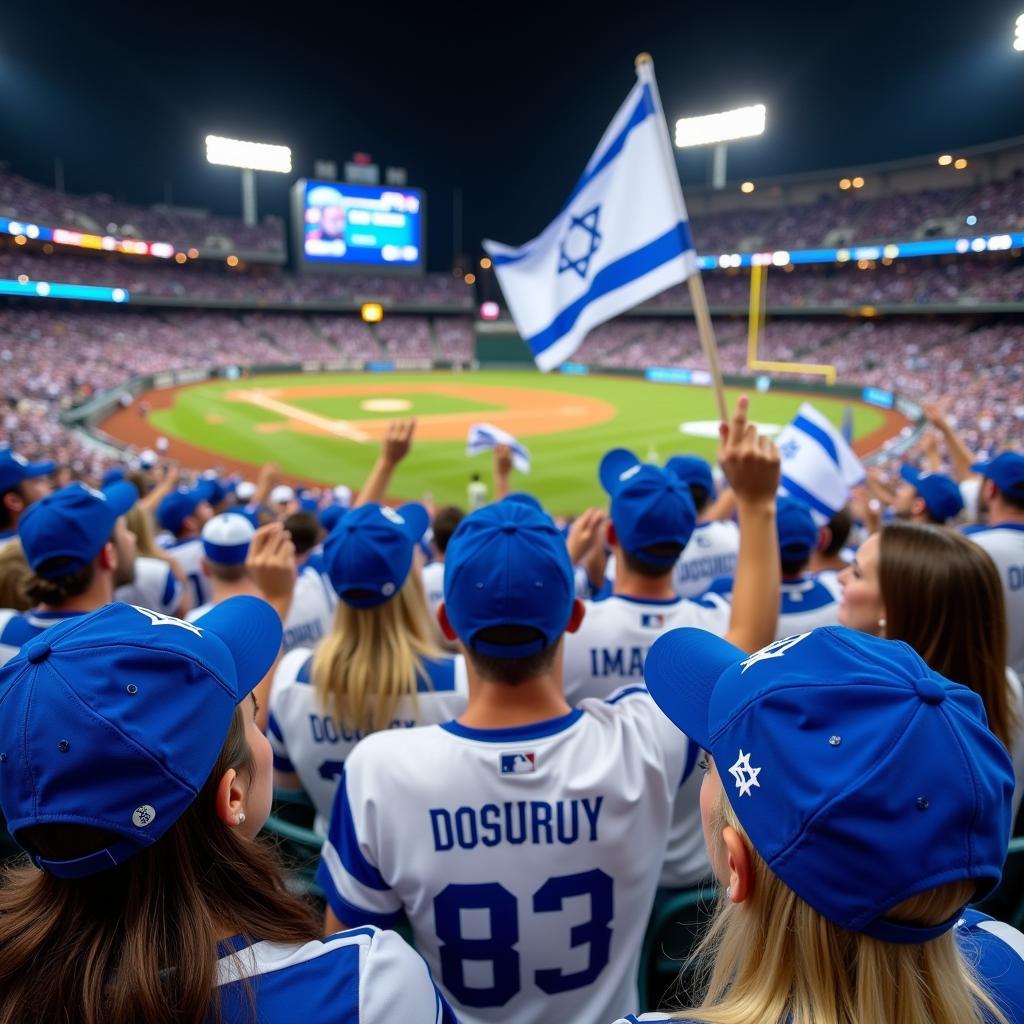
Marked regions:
[315,400,776,1024]
[0,482,138,667]
[894,464,965,525]
[0,449,54,543]
[421,505,466,622]
[0,599,455,1024]
[704,496,842,641]
[615,626,1024,1024]
[117,501,190,620]
[965,452,1024,676]
[269,503,468,834]
[156,485,216,608]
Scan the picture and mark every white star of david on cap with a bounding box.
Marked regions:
[729,750,761,797]
[131,606,203,638]
[739,632,812,673]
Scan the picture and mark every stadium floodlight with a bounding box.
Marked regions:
[205,134,292,227]
[1015,13,1024,50]
[205,135,291,174]
[674,104,766,190]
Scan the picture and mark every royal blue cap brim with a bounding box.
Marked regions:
[644,628,747,748]
[396,503,430,542]
[193,596,282,699]
[899,465,920,488]
[599,448,640,495]
[103,480,139,518]
[504,492,544,512]
[22,460,55,480]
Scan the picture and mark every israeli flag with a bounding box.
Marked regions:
[467,423,531,473]
[776,403,866,525]
[483,63,698,371]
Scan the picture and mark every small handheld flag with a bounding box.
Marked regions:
[484,58,699,374]
[467,423,531,474]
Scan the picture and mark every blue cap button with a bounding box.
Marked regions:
[913,674,946,705]
[25,640,52,664]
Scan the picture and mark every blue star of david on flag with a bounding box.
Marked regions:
[557,206,602,279]
[779,439,800,461]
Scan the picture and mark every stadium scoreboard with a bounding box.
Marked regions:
[290,178,425,274]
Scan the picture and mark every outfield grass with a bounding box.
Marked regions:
[148,371,884,515]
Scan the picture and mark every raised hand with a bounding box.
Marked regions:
[717,395,780,506]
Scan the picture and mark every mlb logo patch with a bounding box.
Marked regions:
[500,752,536,775]
[641,613,665,629]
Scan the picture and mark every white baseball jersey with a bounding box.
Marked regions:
[704,572,842,641]
[215,925,456,1023]
[563,594,731,705]
[965,524,1024,675]
[160,537,212,608]
[0,608,86,666]
[282,564,337,653]
[268,647,469,832]
[672,520,740,598]
[115,556,183,616]
[422,561,446,618]
[612,910,1024,1024]
[316,688,688,1024]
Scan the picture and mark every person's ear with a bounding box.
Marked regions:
[437,602,458,642]
[606,521,618,549]
[817,526,831,553]
[200,556,211,577]
[912,497,928,519]
[722,825,754,904]
[565,598,586,634]
[214,767,248,829]
[96,541,117,572]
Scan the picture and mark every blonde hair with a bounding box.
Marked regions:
[125,504,161,559]
[0,539,32,611]
[312,571,442,733]
[675,788,1009,1024]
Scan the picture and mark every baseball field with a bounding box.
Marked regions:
[101,371,899,515]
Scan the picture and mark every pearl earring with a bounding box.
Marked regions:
[725,886,733,901]
[878,617,886,632]
[236,812,246,826]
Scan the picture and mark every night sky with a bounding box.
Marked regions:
[3,1,1024,271]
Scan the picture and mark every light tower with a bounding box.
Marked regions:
[205,135,292,227]
[674,103,766,190]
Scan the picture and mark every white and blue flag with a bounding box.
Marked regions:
[467,422,531,473]
[483,63,698,371]
[776,403,865,525]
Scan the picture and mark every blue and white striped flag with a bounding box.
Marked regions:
[467,423,531,474]
[483,61,698,371]
[776,403,865,525]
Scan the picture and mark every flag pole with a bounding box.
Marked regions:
[634,53,729,423]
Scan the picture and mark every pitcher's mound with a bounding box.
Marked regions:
[361,398,412,413]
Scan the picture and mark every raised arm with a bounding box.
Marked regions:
[922,400,976,483]
[493,443,513,500]
[719,396,781,653]
[355,419,416,507]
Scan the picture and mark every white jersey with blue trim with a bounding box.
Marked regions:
[282,563,337,653]
[316,687,688,1024]
[703,572,842,641]
[215,925,456,1023]
[964,523,1024,675]
[0,608,86,666]
[562,594,731,705]
[161,537,212,609]
[610,910,1024,1024]
[115,556,183,617]
[268,647,468,832]
[672,520,740,598]
[422,561,446,618]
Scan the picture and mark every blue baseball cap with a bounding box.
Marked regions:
[900,466,964,522]
[600,449,696,566]
[972,452,1024,502]
[0,450,54,493]
[19,481,137,577]
[324,503,429,608]
[201,513,255,566]
[666,455,715,496]
[319,504,345,533]
[157,488,210,535]
[644,626,1013,944]
[101,466,126,488]
[0,597,282,878]
[444,500,575,658]
[196,477,228,509]
[776,496,818,564]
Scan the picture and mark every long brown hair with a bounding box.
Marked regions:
[878,521,1017,750]
[0,705,319,1024]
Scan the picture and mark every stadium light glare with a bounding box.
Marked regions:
[480,256,492,269]
[674,103,766,148]
[205,135,292,174]
[839,178,851,190]
[226,255,239,267]
[464,273,476,285]
[937,154,953,166]
[740,181,755,193]
[852,176,865,189]
[1015,13,1024,49]
[360,302,384,324]
[954,158,968,170]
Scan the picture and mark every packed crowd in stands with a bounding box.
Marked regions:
[0,171,284,253]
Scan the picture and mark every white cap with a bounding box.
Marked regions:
[155,436,169,453]
[334,484,353,508]
[270,484,296,506]
[959,477,982,523]
[137,449,158,469]
[235,481,256,502]
[200,513,255,565]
